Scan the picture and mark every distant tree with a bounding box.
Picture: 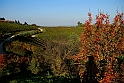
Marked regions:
[15,20,18,23]
[0,17,5,20]
[15,20,21,24]
[77,21,82,27]
[24,22,28,25]
[17,20,21,24]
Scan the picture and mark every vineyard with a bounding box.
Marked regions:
[0,9,124,83]
[0,22,38,43]
[36,26,82,41]
[0,22,37,33]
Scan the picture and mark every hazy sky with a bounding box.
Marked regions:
[0,0,124,26]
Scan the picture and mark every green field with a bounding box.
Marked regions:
[36,26,83,41]
[4,26,83,56]
[0,22,38,40]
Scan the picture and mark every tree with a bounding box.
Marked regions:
[15,20,21,24]
[0,17,5,20]
[17,20,21,24]
[24,22,28,25]
[15,20,18,23]
[68,10,124,82]
[77,21,82,27]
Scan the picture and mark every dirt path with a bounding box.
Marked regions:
[0,35,15,55]
[0,42,7,55]
[0,28,43,55]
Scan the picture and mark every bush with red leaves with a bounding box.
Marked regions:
[68,9,124,83]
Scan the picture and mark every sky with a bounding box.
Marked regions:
[0,0,124,26]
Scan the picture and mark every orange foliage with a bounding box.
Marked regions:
[67,9,124,82]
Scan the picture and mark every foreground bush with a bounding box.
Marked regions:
[68,9,124,83]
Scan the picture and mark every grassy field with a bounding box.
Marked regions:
[36,26,83,41]
[0,22,37,34]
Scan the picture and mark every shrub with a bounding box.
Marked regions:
[68,10,124,83]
